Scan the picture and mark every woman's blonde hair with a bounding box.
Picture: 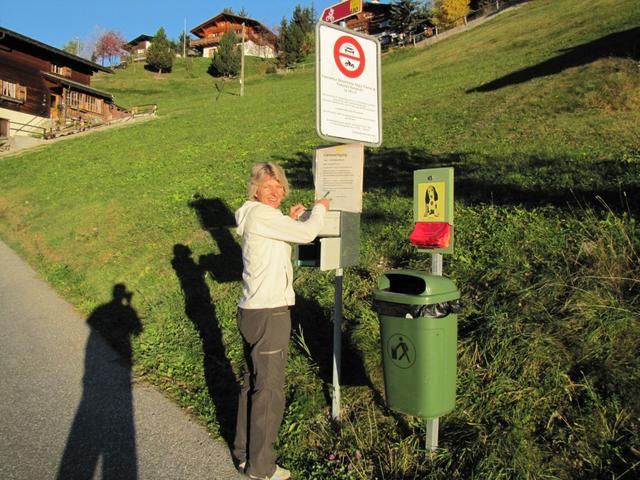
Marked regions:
[247,162,290,200]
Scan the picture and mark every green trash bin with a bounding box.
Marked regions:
[373,270,460,418]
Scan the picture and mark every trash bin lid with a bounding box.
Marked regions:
[373,269,459,305]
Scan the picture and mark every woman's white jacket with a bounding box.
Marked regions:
[235,201,326,309]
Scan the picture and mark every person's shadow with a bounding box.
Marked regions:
[171,243,239,448]
[56,283,142,480]
[188,195,243,283]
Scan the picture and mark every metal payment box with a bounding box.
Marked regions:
[295,210,360,271]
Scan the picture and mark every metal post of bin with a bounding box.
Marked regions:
[426,252,443,451]
[332,267,343,420]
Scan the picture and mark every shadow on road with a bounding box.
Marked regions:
[57,283,142,480]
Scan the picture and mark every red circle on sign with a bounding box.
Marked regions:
[333,36,365,79]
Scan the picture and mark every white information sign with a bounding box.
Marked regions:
[316,22,382,147]
[313,143,364,213]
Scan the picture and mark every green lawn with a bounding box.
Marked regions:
[1,0,639,478]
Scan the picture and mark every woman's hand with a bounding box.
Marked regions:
[314,198,330,210]
[289,203,306,220]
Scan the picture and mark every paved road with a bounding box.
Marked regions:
[0,240,245,480]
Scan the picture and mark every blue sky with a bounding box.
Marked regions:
[0,1,388,51]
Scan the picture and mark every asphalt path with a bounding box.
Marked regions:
[0,240,245,480]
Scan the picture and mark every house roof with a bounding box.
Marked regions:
[190,12,275,38]
[0,26,111,73]
[42,72,114,101]
[127,34,153,46]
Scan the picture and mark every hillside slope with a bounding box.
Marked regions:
[1,0,639,478]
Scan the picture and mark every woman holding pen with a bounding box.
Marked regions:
[233,162,330,480]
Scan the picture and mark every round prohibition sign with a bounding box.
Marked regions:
[333,35,366,79]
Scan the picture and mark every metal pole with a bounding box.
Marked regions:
[332,267,343,420]
[426,252,443,451]
[240,22,245,97]
[183,18,186,58]
[426,417,439,451]
[431,253,443,276]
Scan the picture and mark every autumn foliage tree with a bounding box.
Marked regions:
[431,0,471,27]
[94,31,127,66]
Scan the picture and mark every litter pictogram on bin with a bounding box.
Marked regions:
[387,334,416,369]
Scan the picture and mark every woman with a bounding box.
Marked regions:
[233,162,329,480]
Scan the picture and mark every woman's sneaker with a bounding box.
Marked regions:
[248,464,291,480]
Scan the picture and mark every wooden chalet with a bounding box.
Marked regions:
[190,12,277,59]
[345,1,393,37]
[0,26,127,136]
[125,34,153,62]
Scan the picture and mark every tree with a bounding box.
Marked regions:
[391,0,431,41]
[276,17,289,67]
[292,4,315,34]
[146,27,174,73]
[284,21,305,65]
[208,30,241,77]
[277,5,316,67]
[94,31,127,65]
[62,38,82,56]
[431,0,471,27]
[291,4,315,55]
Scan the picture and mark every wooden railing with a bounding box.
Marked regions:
[10,119,46,138]
[126,103,157,117]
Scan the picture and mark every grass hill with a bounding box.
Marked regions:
[1,0,639,477]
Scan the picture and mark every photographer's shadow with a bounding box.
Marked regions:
[57,284,142,480]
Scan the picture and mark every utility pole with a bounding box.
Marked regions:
[183,18,186,58]
[240,22,245,97]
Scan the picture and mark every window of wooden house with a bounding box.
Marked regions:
[67,89,104,114]
[51,64,72,77]
[0,79,27,103]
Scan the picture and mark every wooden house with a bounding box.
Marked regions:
[190,12,277,59]
[345,1,393,37]
[0,26,127,136]
[125,34,153,62]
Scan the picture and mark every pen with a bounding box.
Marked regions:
[322,191,331,198]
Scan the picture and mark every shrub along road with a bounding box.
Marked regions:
[0,239,244,480]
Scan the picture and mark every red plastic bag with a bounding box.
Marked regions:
[409,222,451,248]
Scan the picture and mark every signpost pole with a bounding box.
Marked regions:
[332,267,344,420]
[426,252,444,451]
[316,9,377,422]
